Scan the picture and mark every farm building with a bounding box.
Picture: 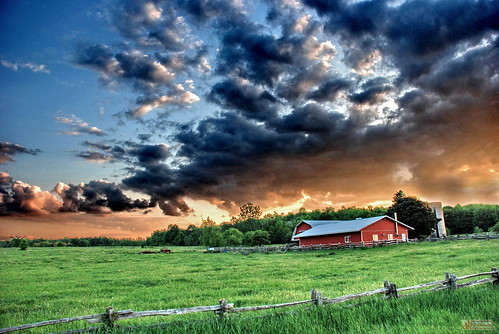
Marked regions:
[291,215,414,247]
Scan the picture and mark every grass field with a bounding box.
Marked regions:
[1,239,498,333]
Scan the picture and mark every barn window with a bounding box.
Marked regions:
[372,234,378,241]
[344,235,351,243]
[388,234,393,240]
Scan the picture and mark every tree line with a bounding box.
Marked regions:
[2,191,498,249]
[144,203,388,247]
[444,204,499,234]
[1,236,145,248]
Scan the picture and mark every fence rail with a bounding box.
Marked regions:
[208,239,417,254]
[1,267,497,334]
[445,233,499,240]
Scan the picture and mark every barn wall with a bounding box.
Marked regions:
[361,218,410,241]
[299,232,362,246]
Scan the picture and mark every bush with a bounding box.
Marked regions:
[243,230,271,246]
[19,238,29,251]
[223,228,243,246]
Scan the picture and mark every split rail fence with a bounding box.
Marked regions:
[445,233,499,241]
[209,239,417,254]
[1,267,497,334]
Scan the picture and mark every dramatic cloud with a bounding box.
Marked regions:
[65,0,499,216]
[0,172,61,216]
[0,170,153,216]
[54,180,153,214]
[0,142,40,164]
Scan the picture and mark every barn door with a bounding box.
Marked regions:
[401,233,406,241]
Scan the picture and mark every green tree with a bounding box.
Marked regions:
[239,202,262,221]
[184,225,202,246]
[164,224,185,245]
[146,229,168,246]
[222,228,244,246]
[243,230,270,246]
[444,205,474,234]
[19,238,29,250]
[386,190,438,238]
[200,217,223,247]
[266,220,292,244]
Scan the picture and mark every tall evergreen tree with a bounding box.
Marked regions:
[386,190,438,238]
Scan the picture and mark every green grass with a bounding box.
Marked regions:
[1,240,498,333]
[108,286,499,334]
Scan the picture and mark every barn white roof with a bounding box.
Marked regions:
[292,215,413,240]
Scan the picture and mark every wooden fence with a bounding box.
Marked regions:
[208,239,416,254]
[1,267,497,334]
[445,233,499,241]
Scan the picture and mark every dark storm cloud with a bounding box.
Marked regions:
[68,0,499,216]
[275,103,345,135]
[0,172,60,216]
[348,77,392,105]
[76,44,175,90]
[180,0,244,23]
[307,78,351,102]
[0,142,40,164]
[0,170,153,216]
[276,63,331,102]
[304,0,499,82]
[415,44,499,98]
[76,141,169,166]
[215,19,308,87]
[111,0,188,51]
[302,0,343,15]
[155,47,210,73]
[131,143,170,166]
[121,163,191,216]
[208,78,279,120]
[55,180,153,214]
[121,103,370,214]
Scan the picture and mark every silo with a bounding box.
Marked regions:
[429,202,446,238]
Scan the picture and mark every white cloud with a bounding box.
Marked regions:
[55,114,106,136]
[1,60,50,73]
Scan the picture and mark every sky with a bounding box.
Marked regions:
[1,0,498,239]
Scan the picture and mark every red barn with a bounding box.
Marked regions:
[291,215,413,247]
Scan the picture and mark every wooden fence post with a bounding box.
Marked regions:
[492,267,498,286]
[217,299,229,319]
[450,274,457,290]
[316,291,323,306]
[391,283,398,298]
[310,289,323,306]
[384,280,398,299]
[311,288,317,303]
[384,280,391,298]
[102,307,115,328]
